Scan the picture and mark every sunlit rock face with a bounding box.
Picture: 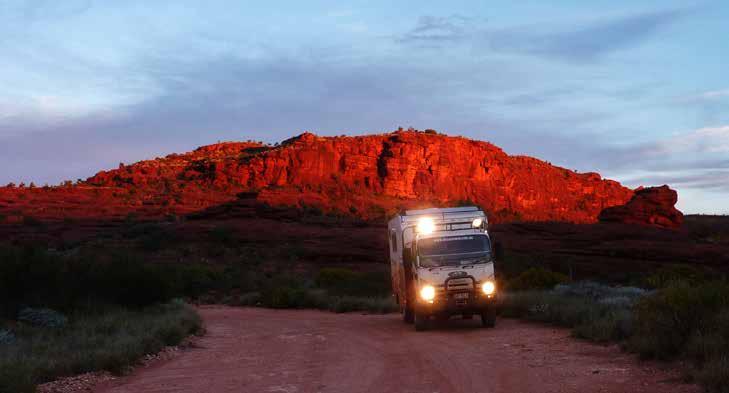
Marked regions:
[599,185,684,229]
[0,130,659,225]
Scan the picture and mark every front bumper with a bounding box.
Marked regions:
[415,290,497,315]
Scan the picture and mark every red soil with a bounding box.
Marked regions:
[94,307,699,393]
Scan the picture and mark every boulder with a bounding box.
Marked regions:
[598,185,684,229]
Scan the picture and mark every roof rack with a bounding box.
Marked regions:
[404,206,479,216]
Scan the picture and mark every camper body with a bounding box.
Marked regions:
[388,206,497,331]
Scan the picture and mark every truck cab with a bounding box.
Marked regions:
[388,207,497,331]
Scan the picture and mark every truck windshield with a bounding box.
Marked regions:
[417,235,491,268]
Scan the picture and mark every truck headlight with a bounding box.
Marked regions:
[472,218,483,228]
[481,281,496,295]
[420,285,436,301]
[417,217,435,235]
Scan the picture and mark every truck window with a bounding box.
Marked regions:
[417,235,492,267]
[418,235,490,257]
[390,230,397,252]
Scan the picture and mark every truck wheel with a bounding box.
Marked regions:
[481,308,496,328]
[414,312,429,331]
[403,306,414,324]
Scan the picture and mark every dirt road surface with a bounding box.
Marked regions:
[96,306,698,393]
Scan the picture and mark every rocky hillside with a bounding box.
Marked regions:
[0,130,661,225]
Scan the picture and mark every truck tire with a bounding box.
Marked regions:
[403,306,414,324]
[481,308,496,328]
[414,312,429,331]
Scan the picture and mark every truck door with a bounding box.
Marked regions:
[401,246,414,307]
[389,229,401,304]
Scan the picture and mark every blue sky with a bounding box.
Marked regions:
[1,0,727,213]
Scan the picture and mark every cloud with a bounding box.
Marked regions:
[397,8,687,62]
[673,88,729,104]
[0,46,533,184]
[490,8,686,62]
[397,15,475,45]
[621,169,729,192]
[645,126,729,155]
[609,125,729,195]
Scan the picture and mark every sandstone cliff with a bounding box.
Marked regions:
[0,130,653,224]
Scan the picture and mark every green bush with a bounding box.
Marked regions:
[506,267,569,291]
[17,308,67,329]
[0,329,15,345]
[501,282,644,343]
[0,361,35,393]
[0,245,222,316]
[628,282,729,360]
[316,268,390,297]
[208,225,235,245]
[0,302,201,393]
[326,295,397,314]
[693,356,729,393]
[644,263,713,289]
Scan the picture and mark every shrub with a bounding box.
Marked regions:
[644,263,713,289]
[208,225,235,245]
[501,282,645,343]
[17,308,67,329]
[0,302,201,392]
[573,308,633,342]
[0,329,15,345]
[263,286,312,309]
[693,356,729,393]
[554,281,646,301]
[326,295,397,314]
[0,361,35,393]
[628,282,729,360]
[0,245,222,315]
[507,267,569,291]
[316,268,390,297]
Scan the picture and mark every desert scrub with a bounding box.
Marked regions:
[0,245,222,316]
[500,281,645,342]
[503,280,729,392]
[0,329,15,345]
[627,282,729,392]
[17,308,67,329]
[229,288,397,314]
[506,267,570,291]
[629,281,729,359]
[315,267,391,297]
[0,301,202,393]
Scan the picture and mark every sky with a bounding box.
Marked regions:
[0,0,727,214]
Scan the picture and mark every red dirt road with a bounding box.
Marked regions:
[96,306,698,393]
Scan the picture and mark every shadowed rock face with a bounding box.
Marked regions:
[0,130,655,224]
[598,185,684,229]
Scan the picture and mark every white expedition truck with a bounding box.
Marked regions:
[388,206,498,331]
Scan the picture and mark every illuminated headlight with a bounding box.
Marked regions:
[481,281,496,295]
[420,285,436,301]
[472,218,483,228]
[417,217,435,235]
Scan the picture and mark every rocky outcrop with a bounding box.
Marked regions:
[598,185,684,229]
[0,130,643,224]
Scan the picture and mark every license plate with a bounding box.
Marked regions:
[454,292,469,299]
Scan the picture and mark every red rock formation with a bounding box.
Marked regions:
[598,185,684,229]
[0,130,642,224]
